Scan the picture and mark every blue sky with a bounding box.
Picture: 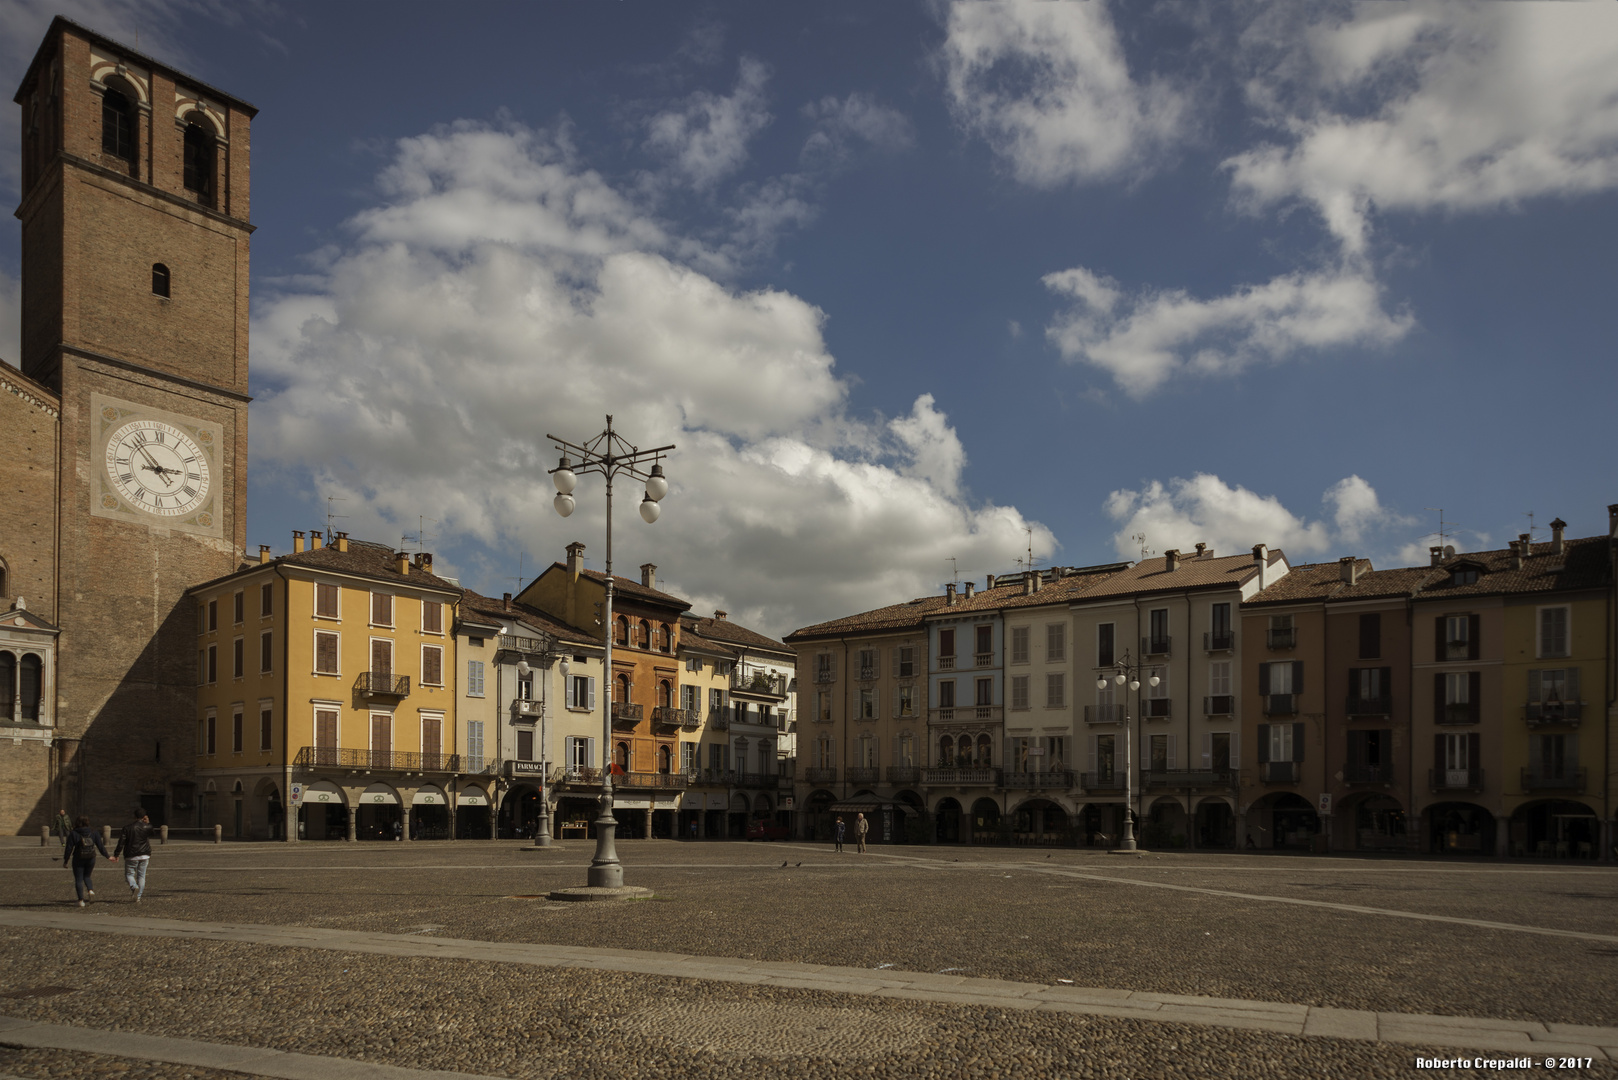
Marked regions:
[3,2,1614,637]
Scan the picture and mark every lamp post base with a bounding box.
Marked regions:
[586,793,622,888]
[531,809,552,849]
[547,885,652,902]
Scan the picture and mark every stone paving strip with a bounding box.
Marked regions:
[3,908,1613,1063]
[0,1014,514,1080]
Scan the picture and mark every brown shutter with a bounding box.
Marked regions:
[422,717,441,759]
[1468,671,1481,722]
[1258,663,1271,695]
[1466,733,1480,779]
[1346,730,1365,766]
[1566,667,1580,704]
[1379,667,1393,703]
[1433,673,1446,723]
[372,639,391,676]
[1292,722,1305,763]
[1292,661,1304,695]
[1434,617,1445,662]
[1467,614,1481,660]
[1433,733,1445,774]
[1257,725,1271,763]
[1527,669,1541,703]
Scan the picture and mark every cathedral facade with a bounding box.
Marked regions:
[0,17,255,833]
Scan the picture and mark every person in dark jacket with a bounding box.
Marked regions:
[64,816,112,907]
[52,808,72,851]
[113,808,155,902]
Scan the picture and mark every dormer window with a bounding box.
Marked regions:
[1450,568,1478,586]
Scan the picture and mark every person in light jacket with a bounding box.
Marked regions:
[855,812,870,853]
[113,808,156,902]
[64,816,112,907]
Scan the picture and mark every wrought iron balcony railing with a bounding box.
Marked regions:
[1260,761,1299,784]
[922,767,1001,785]
[1343,762,1396,784]
[1266,628,1297,650]
[1438,703,1476,725]
[1143,698,1171,719]
[651,706,699,730]
[1203,695,1233,716]
[803,767,837,784]
[1520,767,1585,793]
[354,671,409,697]
[1204,631,1235,652]
[885,766,920,785]
[1345,696,1392,717]
[294,747,457,772]
[1263,694,1297,716]
[1142,636,1171,657]
[1085,704,1124,724]
[844,767,881,785]
[732,671,788,697]
[1143,769,1238,789]
[1524,702,1582,726]
[1002,770,1076,790]
[1428,767,1484,792]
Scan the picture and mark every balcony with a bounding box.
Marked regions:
[557,767,602,787]
[930,706,1003,723]
[1438,703,1476,726]
[938,655,955,670]
[1266,628,1297,650]
[611,702,644,730]
[1203,695,1233,717]
[615,771,687,790]
[1521,767,1585,794]
[922,767,1001,786]
[1141,636,1171,657]
[886,766,920,785]
[1525,702,1582,727]
[706,709,730,731]
[974,652,993,668]
[293,747,457,773]
[1343,762,1396,785]
[512,698,543,719]
[1082,771,1124,792]
[1204,631,1235,652]
[1345,696,1392,718]
[461,757,499,777]
[1443,640,1473,661]
[1003,770,1076,790]
[1085,704,1125,725]
[1143,698,1171,719]
[814,669,835,683]
[723,771,780,790]
[845,767,881,785]
[1143,769,1237,790]
[803,767,837,784]
[354,671,409,698]
[1429,767,1484,792]
[1263,694,1297,716]
[733,671,788,698]
[857,667,877,682]
[1260,761,1299,784]
[651,706,699,732]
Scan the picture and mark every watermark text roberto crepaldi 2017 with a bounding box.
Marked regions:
[1413,1058,1596,1071]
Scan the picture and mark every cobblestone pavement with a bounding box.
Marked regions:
[1,839,1615,1079]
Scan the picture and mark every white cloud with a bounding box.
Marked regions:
[1226,3,1618,253]
[1105,473,1410,565]
[1043,262,1412,397]
[252,122,1054,637]
[643,57,773,191]
[939,0,1188,186]
[800,92,915,167]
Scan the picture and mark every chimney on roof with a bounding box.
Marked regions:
[1165,549,1181,572]
[1430,546,1446,567]
[1550,518,1566,557]
[335,532,349,553]
[962,581,974,599]
[258,545,271,565]
[1030,571,1041,593]
[1022,572,1035,596]
[641,563,657,589]
[396,551,410,575]
[413,552,433,574]
[310,531,323,551]
[715,610,727,621]
[566,542,585,578]
[945,583,956,606]
[1195,542,1207,558]
[1252,544,1268,589]
[987,575,994,591]
[503,592,512,611]
[1339,556,1359,586]
[1609,504,1618,540]
[293,531,305,554]
[1051,566,1065,580]
[1510,538,1525,571]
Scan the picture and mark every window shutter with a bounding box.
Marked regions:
[1201,733,1212,769]
[1292,661,1304,695]
[1347,731,1364,766]
[1257,724,1271,763]
[1528,733,1543,776]
[1167,734,1177,771]
[1565,667,1581,703]
[1434,617,1445,662]
[829,654,837,680]
[1566,733,1579,773]
[1258,663,1271,696]
[1231,732,1240,771]
[587,737,596,768]
[1433,733,1445,773]
[1466,733,1480,775]
[1467,614,1481,660]
[1468,671,1481,722]
[1379,667,1393,702]
[1291,723,1305,762]
[588,677,597,711]
[1087,736,1098,775]
[1526,669,1541,703]
[1433,673,1445,721]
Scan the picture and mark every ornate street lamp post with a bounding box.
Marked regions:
[516,652,569,849]
[1097,653,1159,852]
[548,416,672,892]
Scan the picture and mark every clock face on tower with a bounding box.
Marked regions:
[105,419,212,517]
[90,393,225,538]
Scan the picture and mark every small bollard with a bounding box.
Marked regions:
[213,824,222,843]
[40,826,49,847]
[159,825,169,845]
[102,824,113,849]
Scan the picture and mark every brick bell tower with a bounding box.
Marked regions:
[12,18,255,826]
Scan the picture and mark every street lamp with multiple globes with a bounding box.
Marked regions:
[548,415,673,891]
[1097,653,1159,852]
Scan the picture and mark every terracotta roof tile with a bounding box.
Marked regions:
[786,595,951,641]
[458,588,596,643]
[685,615,791,655]
[542,564,692,612]
[1413,536,1610,599]
[1072,551,1280,601]
[189,539,463,595]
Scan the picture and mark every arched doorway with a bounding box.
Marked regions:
[895,790,925,844]
[1193,798,1236,849]
[456,786,492,839]
[298,781,347,840]
[1251,792,1318,851]
[499,784,544,839]
[412,785,449,840]
[1428,802,1494,855]
[1349,795,1405,852]
[252,778,282,841]
[356,783,401,841]
[1144,797,1187,849]
[971,797,1002,844]
[1510,800,1599,859]
[934,797,962,843]
[805,789,834,841]
[1011,799,1069,846]
[728,792,749,839]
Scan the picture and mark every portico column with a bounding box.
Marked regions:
[1496,815,1510,858]
[401,803,412,841]
[284,765,297,843]
[696,805,706,839]
[644,805,653,839]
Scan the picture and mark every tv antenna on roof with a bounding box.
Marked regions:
[945,556,958,585]
[1523,511,1538,543]
[507,552,527,595]
[402,515,438,555]
[323,495,348,543]
[1422,508,1464,553]
[1131,532,1152,561]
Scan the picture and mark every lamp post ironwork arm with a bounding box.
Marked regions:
[1097,651,1160,852]
[546,415,672,890]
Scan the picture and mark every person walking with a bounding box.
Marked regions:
[833,816,846,853]
[855,812,870,853]
[113,808,155,902]
[52,808,72,852]
[63,816,112,907]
